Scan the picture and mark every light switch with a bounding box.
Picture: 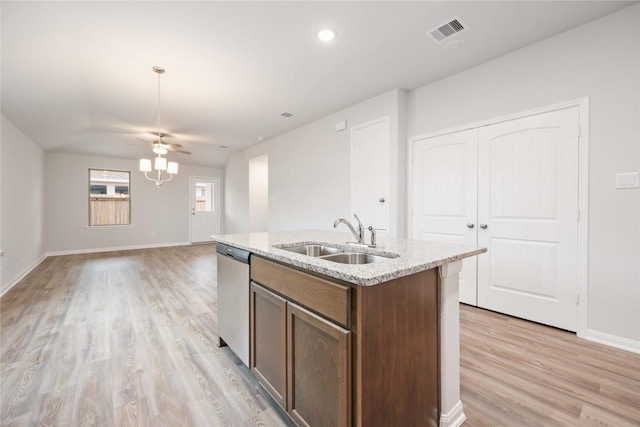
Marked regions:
[615,172,640,189]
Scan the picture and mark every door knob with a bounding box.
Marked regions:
[467,223,475,229]
[379,197,386,203]
[479,224,488,229]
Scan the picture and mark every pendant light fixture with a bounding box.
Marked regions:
[139,66,178,187]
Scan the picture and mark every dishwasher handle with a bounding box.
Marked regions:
[216,243,251,264]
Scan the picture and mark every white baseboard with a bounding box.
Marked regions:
[1,253,47,298]
[46,241,193,257]
[440,400,466,427]
[584,329,640,354]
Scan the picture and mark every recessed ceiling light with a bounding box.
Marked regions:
[317,28,336,42]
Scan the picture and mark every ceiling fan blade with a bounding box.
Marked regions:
[149,131,173,138]
[166,143,183,148]
[175,149,191,155]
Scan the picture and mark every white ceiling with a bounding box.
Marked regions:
[1,1,635,168]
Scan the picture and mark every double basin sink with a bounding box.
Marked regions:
[274,243,399,265]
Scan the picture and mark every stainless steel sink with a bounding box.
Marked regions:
[319,252,394,264]
[277,244,343,257]
[274,242,398,264]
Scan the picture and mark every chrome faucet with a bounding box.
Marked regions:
[333,213,365,245]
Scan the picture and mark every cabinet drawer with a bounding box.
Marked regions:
[251,256,350,328]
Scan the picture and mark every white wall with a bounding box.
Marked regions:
[224,151,251,234]
[224,89,407,235]
[407,5,640,346]
[1,114,45,295]
[249,155,269,232]
[45,152,223,253]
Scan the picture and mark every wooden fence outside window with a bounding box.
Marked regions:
[90,197,130,226]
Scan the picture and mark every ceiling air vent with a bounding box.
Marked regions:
[427,17,468,43]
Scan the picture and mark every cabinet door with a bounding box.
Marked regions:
[250,282,287,408]
[287,302,351,427]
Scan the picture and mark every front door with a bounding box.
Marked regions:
[190,176,220,243]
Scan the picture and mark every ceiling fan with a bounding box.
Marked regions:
[150,139,191,155]
[136,131,191,155]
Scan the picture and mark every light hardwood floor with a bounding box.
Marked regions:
[1,245,286,426]
[459,305,640,426]
[1,245,639,426]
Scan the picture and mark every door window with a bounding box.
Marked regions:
[194,182,214,212]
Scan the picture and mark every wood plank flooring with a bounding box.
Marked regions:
[1,245,286,426]
[1,245,639,426]
[460,304,640,426]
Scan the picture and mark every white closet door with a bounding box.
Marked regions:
[411,129,479,305]
[351,117,390,232]
[477,107,579,331]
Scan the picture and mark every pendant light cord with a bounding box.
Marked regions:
[157,70,162,141]
[153,66,165,144]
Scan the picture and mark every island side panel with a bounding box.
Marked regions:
[352,268,440,427]
[438,261,466,427]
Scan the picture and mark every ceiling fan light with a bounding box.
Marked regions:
[139,158,152,172]
[155,156,167,171]
[152,146,168,155]
[167,161,178,175]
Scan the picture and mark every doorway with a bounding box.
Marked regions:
[190,176,220,243]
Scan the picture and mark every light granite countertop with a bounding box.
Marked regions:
[213,230,486,286]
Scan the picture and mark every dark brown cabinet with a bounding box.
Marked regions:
[250,282,287,408]
[287,302,350,427]
[250,255,440,427]
[250,279,351,427]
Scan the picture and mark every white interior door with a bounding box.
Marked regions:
[477,107,580,331]
[190,176,220,243]
[411,129,479,305]
[351,117,390,232]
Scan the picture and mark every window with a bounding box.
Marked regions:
[194,182,214,212]
[89,169,130,226]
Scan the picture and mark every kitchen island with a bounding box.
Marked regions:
[214,230,485,427]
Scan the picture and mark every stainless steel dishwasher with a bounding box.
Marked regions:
[216,243,250,366]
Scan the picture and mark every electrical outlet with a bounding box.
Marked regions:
[615,172,639,189]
